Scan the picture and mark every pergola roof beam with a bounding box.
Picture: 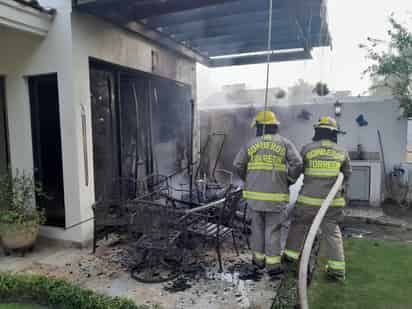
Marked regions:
[209,49,312,67]
[202,40,308,57]
[198,33,329,57]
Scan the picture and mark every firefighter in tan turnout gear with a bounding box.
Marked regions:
[234,111,302,275]
[284,116,352,281]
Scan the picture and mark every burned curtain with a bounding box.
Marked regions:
[119,75,153,180]
[118,75,192,180]
[149,79,192,179]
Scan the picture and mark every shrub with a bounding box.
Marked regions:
[0,171,46,231]
[0,273,147,309]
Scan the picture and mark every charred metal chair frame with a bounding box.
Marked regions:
[183,187,243,272]
[127,199,187,283]
[92,177,138,253]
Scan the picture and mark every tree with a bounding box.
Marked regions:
[361,16,412,116]
[369,75,394,96]
[288,79,315,104]
[313,82,330,96]
[275,88,287,99]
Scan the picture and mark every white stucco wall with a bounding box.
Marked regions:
[201,97,407,172]
[1,0,197,244]
[0,0,83,242]
[277,98,407,170]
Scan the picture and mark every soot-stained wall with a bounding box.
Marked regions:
[200,97,407,182]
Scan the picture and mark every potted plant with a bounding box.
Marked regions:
[0,170,46,255]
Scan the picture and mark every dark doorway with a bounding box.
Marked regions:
[0,77,8,176]
[29,74,65,227]
[150,78,192,177]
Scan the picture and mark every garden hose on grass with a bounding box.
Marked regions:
[298,173,344,309]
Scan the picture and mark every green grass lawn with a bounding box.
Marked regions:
[0,304,46,309]
[309,238,412,309]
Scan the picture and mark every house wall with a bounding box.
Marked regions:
[0,0,197,244]
[277,98,406,169]
[70,12,197,244]
[0,0,83,241]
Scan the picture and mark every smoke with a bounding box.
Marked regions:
[196,63,221,103]
[199,83,291,110]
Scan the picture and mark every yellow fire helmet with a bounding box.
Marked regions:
[314,116,338,131]
[251,110,280,128]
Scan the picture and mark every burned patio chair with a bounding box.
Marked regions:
[185,187,243,272]
[128,200,186,283]
[92,177,138,253]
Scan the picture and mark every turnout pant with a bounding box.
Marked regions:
[284,206,345,276]
[250,209,284,269]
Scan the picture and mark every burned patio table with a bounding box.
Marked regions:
[182,197,226,214]
[127,188,243,282]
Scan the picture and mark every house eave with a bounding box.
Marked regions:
[0,0,54,36]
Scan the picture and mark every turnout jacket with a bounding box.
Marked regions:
[233,134,302,212]
[297,140,352,207]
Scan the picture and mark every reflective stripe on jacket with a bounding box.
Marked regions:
[298,140,352,208]
[234,134,302,212]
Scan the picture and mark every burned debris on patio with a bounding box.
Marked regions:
[92,171,249,283]
[90,121,254,284]
[87,174,282,308]
[84,158,292,309]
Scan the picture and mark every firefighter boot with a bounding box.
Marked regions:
[326,262,346,282]
[266,260,285,279]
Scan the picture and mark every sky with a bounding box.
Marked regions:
[196,0,412,102]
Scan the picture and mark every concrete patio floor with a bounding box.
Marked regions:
[0,237,280,309]
[3,206,406,309]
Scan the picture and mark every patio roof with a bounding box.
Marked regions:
[73,0,331,67]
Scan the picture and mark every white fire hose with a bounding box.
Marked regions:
[298,173,344,309]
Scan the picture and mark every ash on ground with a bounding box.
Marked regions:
[97,234,280,309]
[15,233,280,309]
